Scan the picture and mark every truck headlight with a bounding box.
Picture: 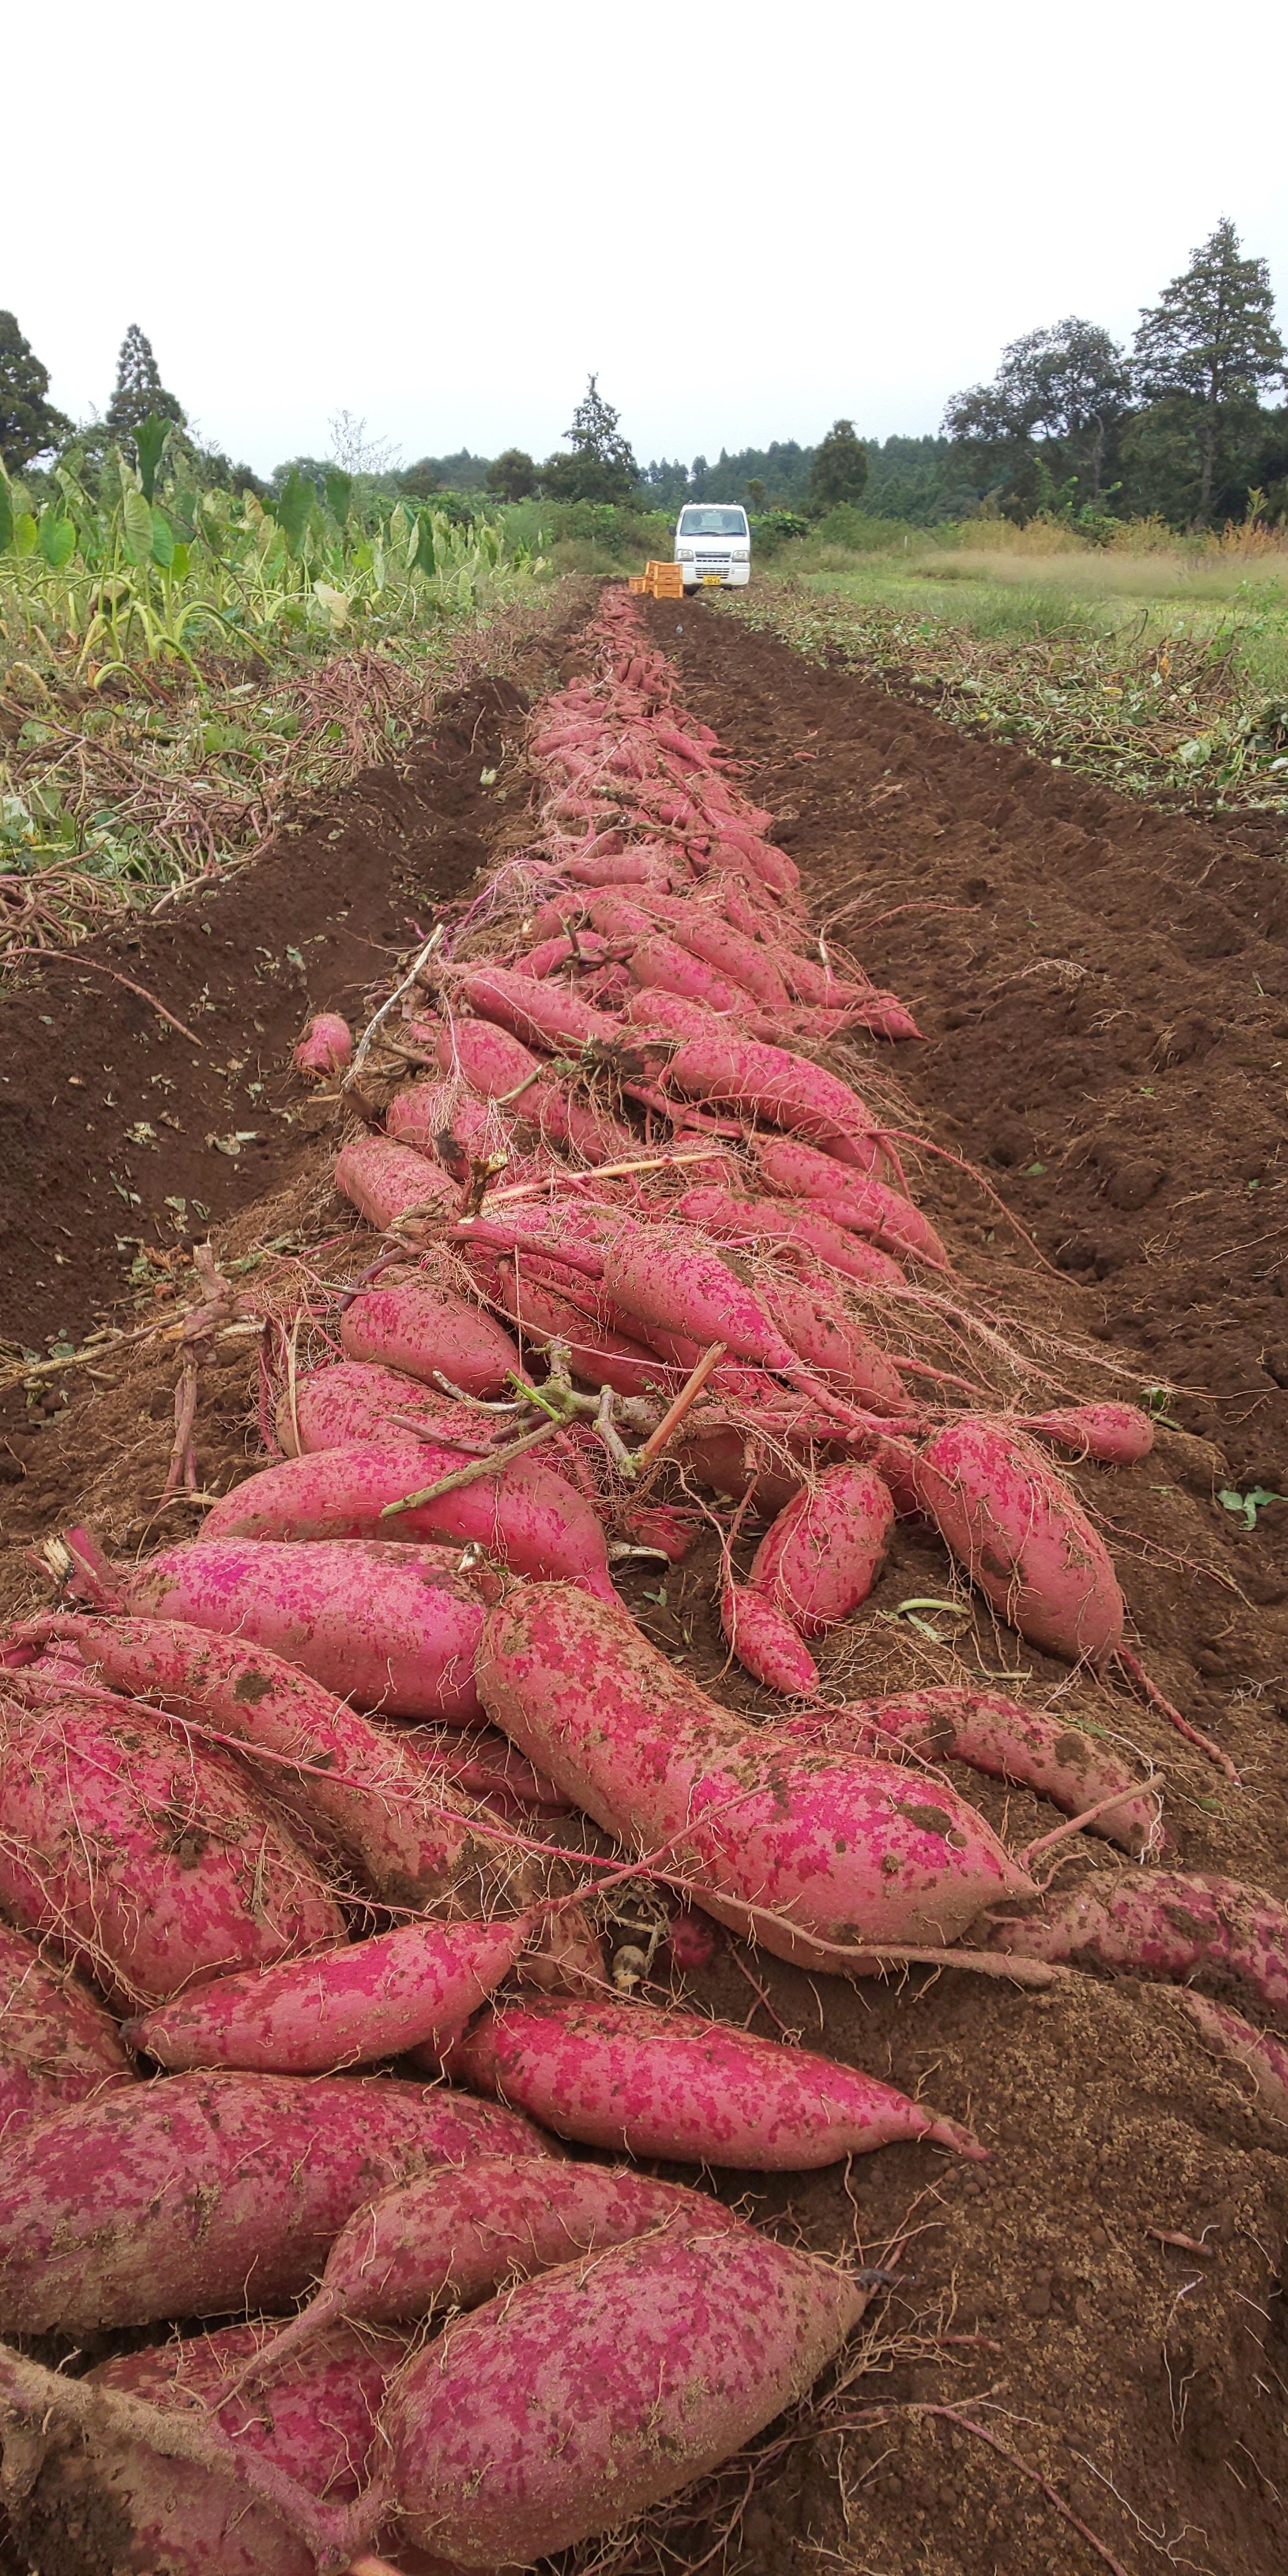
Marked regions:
[677,546,694,561]
[731,547,749,560]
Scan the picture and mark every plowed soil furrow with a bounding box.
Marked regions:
[1,589,1287,2576]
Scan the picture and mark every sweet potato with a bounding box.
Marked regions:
[750,1461,895,1637]
[628,932,758,1022]
[495,1263,678,1398]
[340,1279,521,1399]
[406,1724,573,1814]
[92,2315,411,2501]
[1169,1991,1288,2123]
[601,1221,800,1372]
[719,1579,818,1695]
[230,2156,745,2388]
[757,1263,911,1409]
[478,1583,1033,1967]
[199,1441,615,1600]
[0,1685,344,2009]
[754,1135,948,1263]
[459,963,616,1053]
[0,2070,554,2334]
[781,1689,1163,1857]
[449,1995,982,2164]
[663,1034,881,1165]
[386,1077,506,1173]
[676,1186,905,1288]
[382,2226,863,2565]
[983,1869,1288,2029]
[676,911,792,1007]
[678,1423,803,1513]
[89,1534,486,1721]
[333,1133,457,1232]
[0,1919,134,2137]
[911,1416,1125,1664]
[293,1013,352,1078]
[125,1917,526,2074]
[1016,1402,1155,1466]
[20,1608,478,1902]
[277,1357,486,1458]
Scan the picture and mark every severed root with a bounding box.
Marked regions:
[1164,1989,1288,2123]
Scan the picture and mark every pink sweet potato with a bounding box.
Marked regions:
[601,1221,801,1372]
[719,1579,819,1696]
[757,1264,911,1409]
[449,1995,981,2165]
[676,1186,905,1288]
[92,2316,411,2502]
[495,1264,678,1398]
[478,1583,1033,1967]
[628,933,758,1021]
[782,1689,1163,1856]
[125,1917,526,2074]
[277,1357,487,1458]
[0,1685,344,2008]
[333,1133,457,1232]
[0,2071,554,2334]
[382,2226,863,2565]
[750,1461,895,1637]
[386,1077,507,1173]
[459,962,617,1053]
[983,1869,1288,2030]
[91,1535,486,1721]
[911,1416,1125,1664]
[1016,1402,1155,1466]
[0,1919,134,2138]
[754,1135,948,1263]
[663,1034,882,1165]
[199,1441,614,1600]
[1170,1991,1288,2123]
[340,1278,521,1398]
[675,911,792,1007]
[292,1013,352,1079]
[233,2156,744,2386]
[21,1608,478,1902]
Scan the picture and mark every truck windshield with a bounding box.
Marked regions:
[678,508,746,536]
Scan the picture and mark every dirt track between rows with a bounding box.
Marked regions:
[2,583,1288,2576]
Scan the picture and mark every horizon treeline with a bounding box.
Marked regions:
[4,221,1285,534]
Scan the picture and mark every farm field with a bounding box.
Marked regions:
[1,578,1287,2576]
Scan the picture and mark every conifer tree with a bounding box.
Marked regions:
[0,311,72,472]
[1132,220,1285,523]
[105,325,186,437]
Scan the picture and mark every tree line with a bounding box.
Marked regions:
[4,222,1285,532]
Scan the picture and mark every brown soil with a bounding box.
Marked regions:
[2,585,1288,2576]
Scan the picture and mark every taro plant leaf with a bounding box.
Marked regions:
[324,469,352,525]
[37,510,76,571]
[149,510,175,572]
[170,541,190,581]
[13,513,38,558]
[414,509,436,575]
[134,414,169,504]
[121,487,154,566]
[0,473,13,553]
[277,468,314,559]
[312,582,351,634]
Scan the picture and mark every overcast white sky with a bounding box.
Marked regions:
[8,0,1288,477]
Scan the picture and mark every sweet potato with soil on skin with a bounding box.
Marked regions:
[0,2069,555,2335]
[600,1221,802,1374]
[92,2315,412,2500]
[405,1724,573,1814]
[293,1013,352,1078]
[276,1358,489,1459]
[230,2157,746,2387]
[780,1689,1163,1857]
[754,1134,948,1263]
[478,1582,1034,1968]
[911,1415,1125,1665]
[982,1869,1288,2030]
[75,1534,487,1722]
[663,1033,885,1166]
[562,848,677,889]
[1168,1991,1288,2122]
[677,1423,803,1514]
[386,1078,509,1174]
[333,1133,458,1233]
[675,911,793,1007]
[199,1441,615,1600]
[719,1579,819,1696]
[125,1916,527,2075]
[757,1263,911,1411]
[627,933,761,1023]
[340,1279,522,1400]
[495,1264,680,1400]
[448,1995,982,2164]
[749,1460,895,1638]
[458,963,617,1053]
[382,2226,864,2567]
[0,1919,135,2136]
[0,1685,345,2009]
[676,1186,905,1288]
[1015,1402,1155,1466]
[16,1606,479,1902]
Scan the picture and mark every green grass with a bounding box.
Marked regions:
[727,524,1288,813]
